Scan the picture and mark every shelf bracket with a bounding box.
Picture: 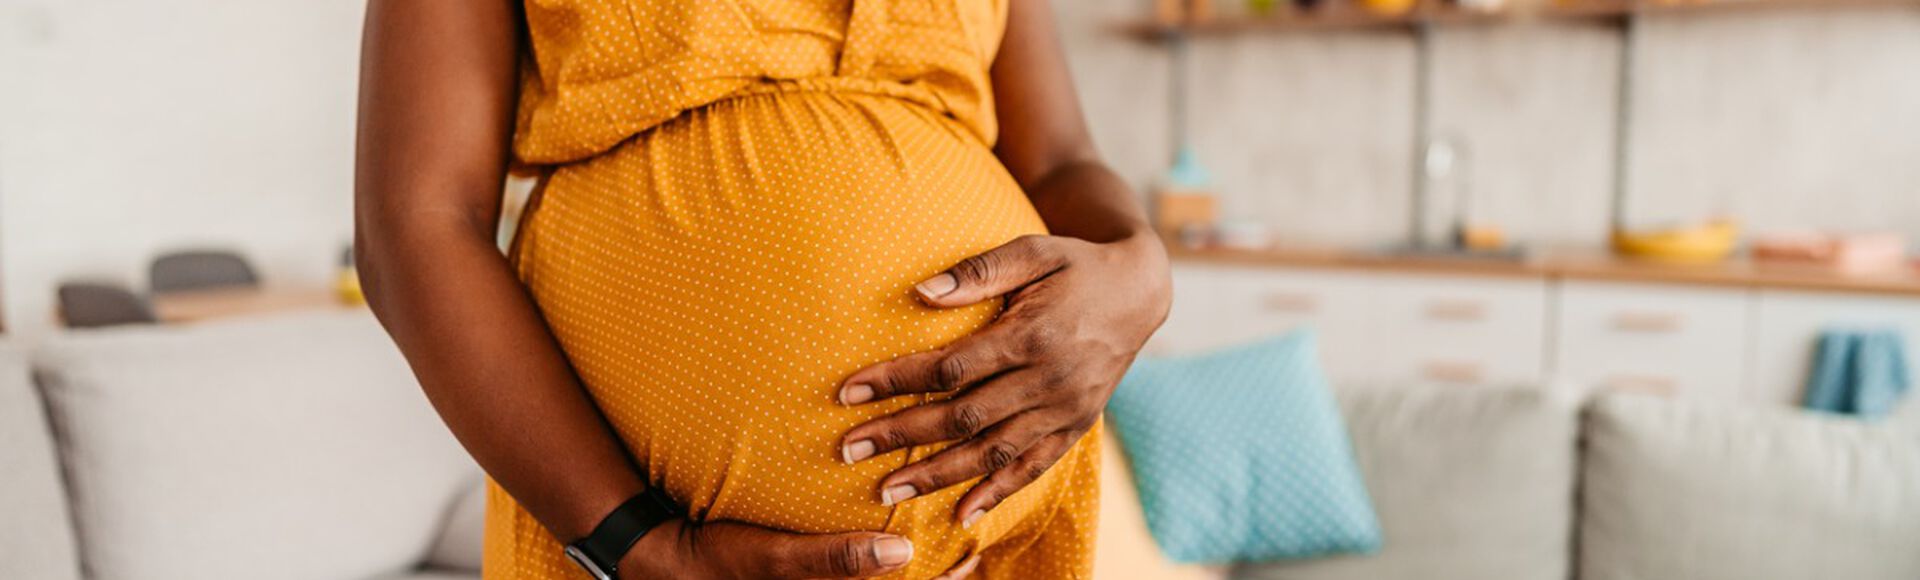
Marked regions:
[1610,9,1639,231]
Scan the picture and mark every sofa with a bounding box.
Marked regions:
[3,313,482,580]
[4,311,1917,580]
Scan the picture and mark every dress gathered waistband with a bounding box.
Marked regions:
[728,77,946,110]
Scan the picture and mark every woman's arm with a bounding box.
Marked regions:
[356,0,643,543]
[355,3,914,578]
[992,0,1158,247]
[837,0,1172,525]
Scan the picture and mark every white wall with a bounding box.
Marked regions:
[1060,2,1920,247]
[1628,7,1920,231]
[0,1,367,336]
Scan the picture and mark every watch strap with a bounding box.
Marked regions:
[573,487,680,573]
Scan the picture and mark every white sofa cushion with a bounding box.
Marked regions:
[1582,393,1920,580]
[1237,386,1579,580]
[0,346,82,580]
[34,312,477,580]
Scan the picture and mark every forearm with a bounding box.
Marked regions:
[357,218,645,541]
[1022,158,1156,246]
[988,0,1157,252]
[356,0,646,542]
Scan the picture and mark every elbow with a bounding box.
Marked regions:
[351,205,502,319]
[352,224,398,317]
[1013,143,1105,192]
[351,206,426,319]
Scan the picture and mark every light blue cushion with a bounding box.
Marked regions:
[1107,330,1381,564]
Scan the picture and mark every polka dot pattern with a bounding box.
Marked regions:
[1105,331,1382,564]
[484,3,1100,578]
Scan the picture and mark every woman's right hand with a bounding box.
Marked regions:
[620,519,924,579]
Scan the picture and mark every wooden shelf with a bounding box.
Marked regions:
[1168,243,1920,297]
[1119,0,1920,38]
[152,287,357,324]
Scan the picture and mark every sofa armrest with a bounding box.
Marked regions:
[0,345,82,580]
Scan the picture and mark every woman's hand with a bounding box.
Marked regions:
[619,519,908,579]
[619,519,982,580]
[837,233,1171,526]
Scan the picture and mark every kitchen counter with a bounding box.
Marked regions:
[1168,243,1920,298]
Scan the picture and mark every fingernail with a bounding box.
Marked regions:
[881,484,917,506]
[962,509,985,529]
[842,439,875,464]
[914,273,958,300]
[840,384,875,405]
[873,536,914,566]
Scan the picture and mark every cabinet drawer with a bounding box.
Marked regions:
[1553,281,1751,400]
[1750,291,1920,407]
[1369,274,1550,387]
[1148,264,1373,382]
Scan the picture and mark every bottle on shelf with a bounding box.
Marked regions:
[1155,0,1186,23]
[1191,0,1217,21]
[1153,147,1222,249]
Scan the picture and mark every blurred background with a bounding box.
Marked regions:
[2,0,1919,579]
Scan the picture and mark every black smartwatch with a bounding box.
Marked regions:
[564,487,681,580]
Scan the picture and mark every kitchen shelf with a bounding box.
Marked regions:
[1168,242,1920,298]
[1119,0,1920,38]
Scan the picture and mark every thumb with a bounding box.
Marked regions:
[766,531,914,579]
[915,235,1066,308]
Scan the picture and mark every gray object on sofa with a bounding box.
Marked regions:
[57,282,158,328]
[149,249,260,294]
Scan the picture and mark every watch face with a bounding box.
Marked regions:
[564,545,614,580]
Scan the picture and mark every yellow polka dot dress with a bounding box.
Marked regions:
[490,1,1101,578]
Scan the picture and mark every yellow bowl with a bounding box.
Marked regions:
[335,269,367,306]
[1611,221,1740,264]
[1359,0,1419,16]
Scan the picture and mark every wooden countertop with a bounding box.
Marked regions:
[1117,0,1920,39]
[1169,244,1920,298]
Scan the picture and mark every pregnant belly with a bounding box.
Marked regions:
[511,88,1055,567]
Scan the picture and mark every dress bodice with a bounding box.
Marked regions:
[515,0,1009,165]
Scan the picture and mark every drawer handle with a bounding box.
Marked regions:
[1425,300,1488,322]
[1262,293,1319,313]
[1612,312,1682,333]
[1604,375,1678,397]
[1423,361,1484,383]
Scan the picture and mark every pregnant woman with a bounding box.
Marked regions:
[356,1,1169,578]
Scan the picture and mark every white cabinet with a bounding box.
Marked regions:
[1156,262,1920,408]
[1749,291,1920,406]
[1150,264,1375,381]
[1152,265,1549,388]
[1368,274,1549,388]
[1552,281,1752,400]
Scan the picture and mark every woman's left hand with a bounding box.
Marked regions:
[837,232,1171,527]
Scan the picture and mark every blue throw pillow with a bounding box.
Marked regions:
[1106,330,1381,564]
